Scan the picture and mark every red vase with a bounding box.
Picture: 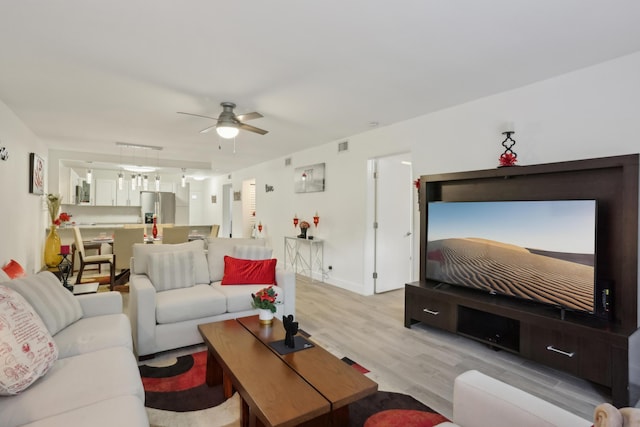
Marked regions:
[152,218,158,238]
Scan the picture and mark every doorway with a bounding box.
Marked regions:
[371,152,413,293]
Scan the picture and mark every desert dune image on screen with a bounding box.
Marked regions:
[426,200,596,312]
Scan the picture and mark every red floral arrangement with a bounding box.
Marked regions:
[299,221,310,229]
[53,212,72,226]
[499,153,517,167]
[251,286,279,313]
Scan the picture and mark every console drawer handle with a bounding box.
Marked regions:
[546,345,575,358]
[423,308,440,316]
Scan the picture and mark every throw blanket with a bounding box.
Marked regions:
[594,403,640,427]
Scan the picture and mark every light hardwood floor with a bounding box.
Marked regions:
[126,274,618,421]
[293,275,612,421]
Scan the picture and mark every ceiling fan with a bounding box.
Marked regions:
[178,102,268,139]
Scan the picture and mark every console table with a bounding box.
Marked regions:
[284,237,324,282]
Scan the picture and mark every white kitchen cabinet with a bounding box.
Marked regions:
[95,179,116,206]
[116,185,141,206]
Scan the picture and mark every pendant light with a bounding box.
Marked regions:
[117,172,124,190]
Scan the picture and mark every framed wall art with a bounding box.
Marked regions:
[294,163,325,193]
[29,152,45,195]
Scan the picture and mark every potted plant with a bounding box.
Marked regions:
[251,286,279,325]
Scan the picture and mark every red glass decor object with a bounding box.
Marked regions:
[152,216,158,239]
[313,213,319,227]
[499,152,517,167]
[293,215,299,227]
[258,222,263,232]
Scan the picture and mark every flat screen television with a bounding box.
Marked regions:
[425,200,597,314]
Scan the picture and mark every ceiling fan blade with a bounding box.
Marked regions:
[239,122,269,135]
[199,125,217,134]
[177,111,219,121]
[235,112,263,121]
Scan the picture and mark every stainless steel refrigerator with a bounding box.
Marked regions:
[140,191,176,224]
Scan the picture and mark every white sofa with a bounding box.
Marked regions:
[0,272,147,427]
[437,370,592,427]
[128,238,295,358]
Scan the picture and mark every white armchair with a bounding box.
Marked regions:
[438,370,592,427]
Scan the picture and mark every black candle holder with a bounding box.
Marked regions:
[499,131,518,167]
[58,253,73,292]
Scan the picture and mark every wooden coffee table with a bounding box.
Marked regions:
[198,316,377,427]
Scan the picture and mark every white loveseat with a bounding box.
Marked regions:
[128,238,295,358]
[0,272,147,427]
[436,370,592,427]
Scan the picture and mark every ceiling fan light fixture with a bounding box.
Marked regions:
[216,124,239,139]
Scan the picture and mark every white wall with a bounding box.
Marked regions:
[0,99,49,273]
[206,51,640,295]
[2,51,639,288]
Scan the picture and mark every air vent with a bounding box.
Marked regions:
[338,141,349,152]
[284,157,292,167]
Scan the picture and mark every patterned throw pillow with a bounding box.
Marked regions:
[0,285,59,395]
[221,256,277,285]
[2,272,83,336]
[147,251,196,292]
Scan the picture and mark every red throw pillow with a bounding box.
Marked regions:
[221,256,277,285]
[2,259,26,279]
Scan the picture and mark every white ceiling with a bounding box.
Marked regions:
[2,1,640,176]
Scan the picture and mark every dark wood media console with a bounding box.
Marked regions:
[405,154,640,407]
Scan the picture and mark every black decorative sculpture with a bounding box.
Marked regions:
[283,314,299,348]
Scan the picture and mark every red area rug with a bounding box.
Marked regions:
[139,351,225,412]
[139,351,448,426]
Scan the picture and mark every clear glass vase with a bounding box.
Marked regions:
[44,225,62,268]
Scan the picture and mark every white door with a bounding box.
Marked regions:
[374,152,413,293]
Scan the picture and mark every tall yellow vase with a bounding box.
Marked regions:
[44,225,62,268]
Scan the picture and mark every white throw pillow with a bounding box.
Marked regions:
[2,272,83,336]
[233,245,273,261]
[132,240,209,284]
[207,238,266,282]
[0,285,59,395]
[147,251,196,292]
